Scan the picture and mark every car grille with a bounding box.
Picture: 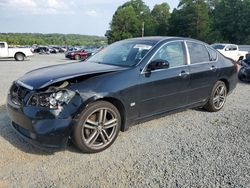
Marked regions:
[10,83,30,106]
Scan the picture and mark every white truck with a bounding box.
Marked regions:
[211,43,249,62]
[0,42,33,61]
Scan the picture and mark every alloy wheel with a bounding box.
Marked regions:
[81,108,119,150]
[213,84,226,110]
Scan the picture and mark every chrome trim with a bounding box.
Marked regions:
[185,40,219,64]
[16,80,33,90]
[141,40,186,74]
[188,61,214,66]
[141,64,190,74]
[206,45,219,62]
[184,41,191,65]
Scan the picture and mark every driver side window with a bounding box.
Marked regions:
[0,43,5,48]
[151,41,186,68]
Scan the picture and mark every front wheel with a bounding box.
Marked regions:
[73,101,121,153]
[204,81,227,112]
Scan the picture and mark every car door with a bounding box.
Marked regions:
[139,41,190,118]
[186,41,218,104]
[0,42,8,57]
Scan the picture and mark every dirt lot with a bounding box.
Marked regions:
[0,54,249,187]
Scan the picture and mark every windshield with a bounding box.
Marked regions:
[87,40,155,67]
[211,44,225,50]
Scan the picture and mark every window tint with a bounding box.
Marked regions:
[207,47,218,61]
[151,41,185,68]
[187,42,210,64]
[0,43,5,48]
[211,44,225,50]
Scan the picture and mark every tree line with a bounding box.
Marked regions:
[0,33,106,46]
[106,0,250,45]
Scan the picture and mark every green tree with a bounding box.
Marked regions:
[169,0,210,41]
[106,0,155,43]
[212,0,250,44]
[151,3,171,36]
[107,5,140,44]
[0,33,106,46]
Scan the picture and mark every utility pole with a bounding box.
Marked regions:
[142,21,145,37]
[140,11,145,37]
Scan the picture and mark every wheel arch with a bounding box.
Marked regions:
[75,95,128,132]
[15,52,26,57]
[219,78,230,93]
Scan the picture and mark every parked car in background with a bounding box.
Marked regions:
[33,46,50,54]
[53,46,66,53]
[65,49,92,60]
[66,47,79,53]
[211,43,248,61]
[49,48,58,54]
[7,37,238,153]
[0,42,33,61]
[238,54,250,82]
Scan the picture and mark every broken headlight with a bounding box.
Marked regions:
[28,90,75,109]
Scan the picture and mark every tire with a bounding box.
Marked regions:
[15,53,25,61]
[73,101,121,153]
[203,81,227,112]
[75,55,80,60]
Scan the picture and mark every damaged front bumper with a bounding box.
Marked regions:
[6,93,83,149]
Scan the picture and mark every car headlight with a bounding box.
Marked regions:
[28,90,75,109]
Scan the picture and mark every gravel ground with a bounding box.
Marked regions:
[0,54,249,187]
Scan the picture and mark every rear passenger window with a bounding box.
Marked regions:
[187,42,210,64]
[207,47,218,61]
[0,43,5,48]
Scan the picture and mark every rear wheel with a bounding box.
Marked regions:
[15,53,25,61]
[204,81,227,112]
[73,101,121,153]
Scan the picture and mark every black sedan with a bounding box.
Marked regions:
[7,37,238,153]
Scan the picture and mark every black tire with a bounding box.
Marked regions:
[204,81,227,112]
[75,55,80,60]
[15,53,25,61]
[73,101,121,153]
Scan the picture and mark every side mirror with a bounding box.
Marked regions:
[225,48,229,51]
[147,59,169,72]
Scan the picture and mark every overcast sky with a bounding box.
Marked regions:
[0,0,179,36]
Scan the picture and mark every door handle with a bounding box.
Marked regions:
[179,71,189,77]
[210,66,217,72]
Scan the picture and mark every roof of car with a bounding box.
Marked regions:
[125,36,208,45]
[212,43,237,46]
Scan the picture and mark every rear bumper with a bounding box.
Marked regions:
[6,95,74,149]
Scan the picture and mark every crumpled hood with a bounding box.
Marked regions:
[18,62,127,90]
